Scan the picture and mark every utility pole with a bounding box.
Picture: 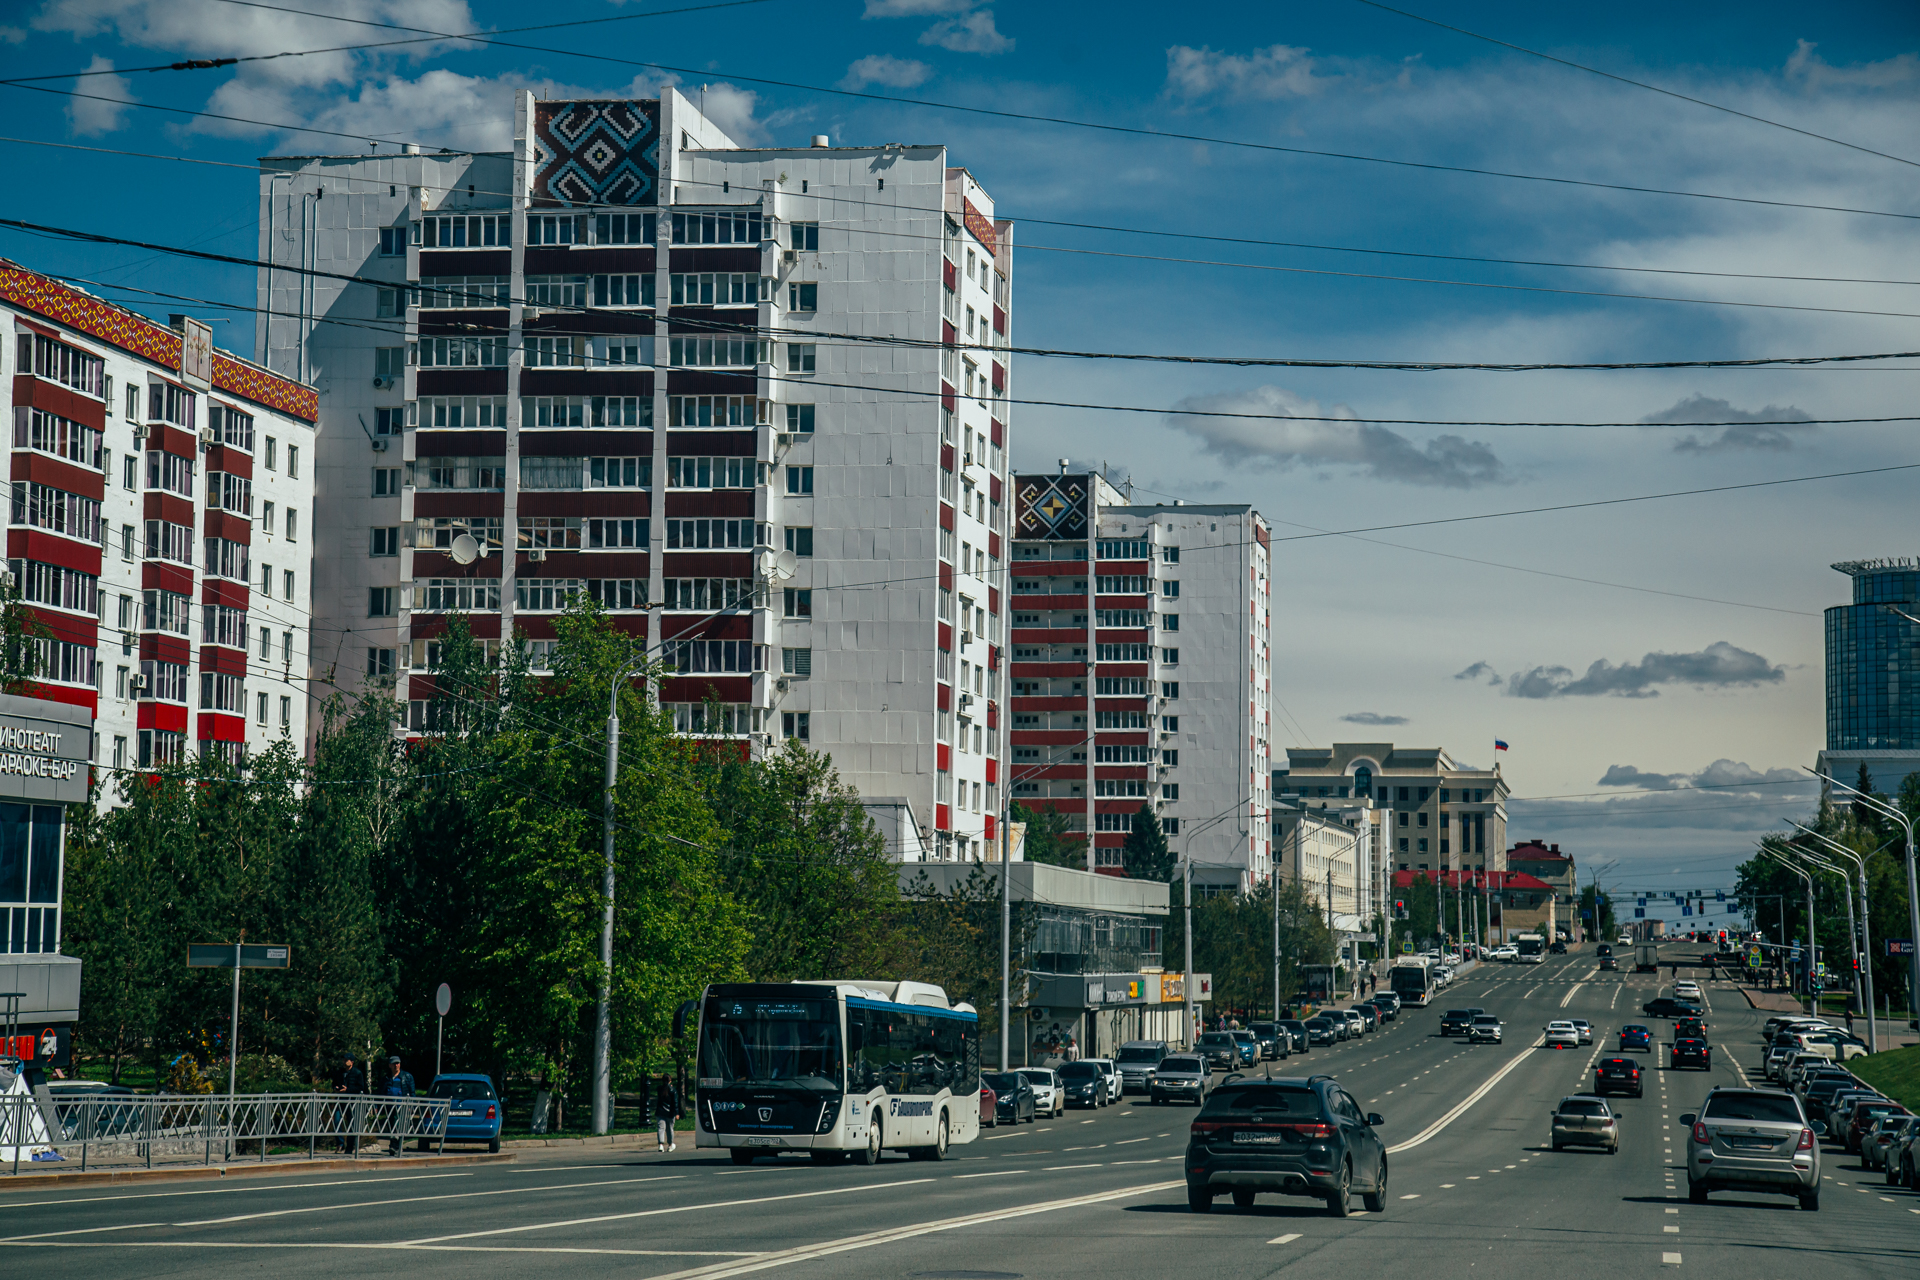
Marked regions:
[1272,863,1282,1020]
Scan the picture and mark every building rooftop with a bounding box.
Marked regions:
[1392,869,1552,891]
[1509,840,1571,862]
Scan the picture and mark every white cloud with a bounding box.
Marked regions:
[68,55,132,136]
[1167,384,1508,488]
[1784,39,1920,92]
[841,54,933,91]
[863,0,974,14]
[1164,43,1329,102]
[1639,393,1816,453]
[919,10,1011,56]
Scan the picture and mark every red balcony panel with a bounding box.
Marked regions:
[1011,628,1087,645]
[1011,661,1085,678]
[987,645,999,671]
[992,305,1006,335]
[938,621,953,652]
[26,684,95,716]
[941,382,955,413]
[137,701,189,733]
[943,258,956,291]
[988,531,1001,560]
[413,491,505,518]
[939,502,954,531]
[988,587,999,615]
[985,758,997,785]
[1095,559,1150,575]
[1009,561,1087,579]
[1094,595,1150,610]
[1099,732,1151,747]
[1099,663,1151,678]
[1019,765,1085,782]
[1093,833,1126,849]
[205,444,252,479]
[1095,698,1148,714]
[523,430,650,456]
[148,422,196,460]
[986,702,996,729]
[939,561,953,591]
[522,491,651,517]
[984,814,996,841]
[991,361,1005,391]
[1009,731,1085,747]
[1094,629,1151,644]
[200,578,249,610]
[659,614,751,641]
[9,530,100,577]
[142,492,195,528]
[940,442,955,474]
[943,320,956,347]
[1011,696,1084,713]
[199,646,247,676]
[1008,594,1085,611]
[661,551,753,577]
[935,802,951,831]
[13,374,105,430]
[197,712,247,743]
[664,491,753,518]
[937,682,951,711]
[414,430,507,456]
[1094,799,1149,815]
[418,369,508,397]
[10,452,104,501]
[204,510,251,544]
[657,675,751,702]
[665,431,755,456]
[141,561,194,596]
[1094,766,1150,781]
[140,634,190,666]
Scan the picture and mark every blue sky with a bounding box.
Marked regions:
[4,1,1918,897]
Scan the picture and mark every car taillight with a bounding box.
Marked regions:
[1692,1122,1709,1145]
[1797,1128,1815,1151]
[1191,1121,1226,1136]
[1286,1123,1337,1140]
[485,1104,496,1119]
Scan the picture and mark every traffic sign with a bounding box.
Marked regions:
[1889,939,1916,957]
[1401,940,1413,954]
[187,943,290,969]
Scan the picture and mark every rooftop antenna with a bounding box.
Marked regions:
[1057,457,1068,476]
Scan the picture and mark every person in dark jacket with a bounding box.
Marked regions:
[335,1055,366,1153]
[384,1056,418,1155]
[655,1077,680,1152]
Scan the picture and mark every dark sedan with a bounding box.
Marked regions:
[1671,1038,1711,1071]
[1643,997,1704,1019]
[1439,1009,1477,1036]
[1304,1017,1338,1046]
[1276,1020,1310,1052]
[1058,1061,1110,1109]
[1618,1024,1653,1052]
[1594,1057,1643,1097]
[983,1071,1036,1125]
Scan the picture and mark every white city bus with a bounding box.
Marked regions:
[695,980,981,1165]
[1389,957,1435,1007]
[1514,932,1546,964]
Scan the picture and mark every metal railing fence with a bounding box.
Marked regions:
[1,1092,451,1174]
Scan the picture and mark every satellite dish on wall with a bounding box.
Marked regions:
[772,549,798,580]
[449,533,480,565]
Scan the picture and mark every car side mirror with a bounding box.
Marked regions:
[1679,1114,1696,1127]
[1367,1113,1385,1127]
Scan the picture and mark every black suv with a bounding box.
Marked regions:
[1185,1076,1389,1217]
[1643,997,1704,1019]
[1439,1008,1483,1037]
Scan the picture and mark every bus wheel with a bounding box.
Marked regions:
[854,1120,882,1165]
[929,1115,948,1160]
[730,1149,757,1165]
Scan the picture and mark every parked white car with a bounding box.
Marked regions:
[1490,945,1519,962]
[1544,1021,1580,1049]
[1014,1067,1063,1117]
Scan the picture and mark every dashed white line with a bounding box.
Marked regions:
[1269,1234,1302,1245]
[1662,1252,1682,1265]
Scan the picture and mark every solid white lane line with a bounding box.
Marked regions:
[0,1173,473,1212]
[955,1171,1028,1179]
[1114,1137,1151,1145]
[1270,1233,1302,1244]
[167,1176,689,1228]
[398,1179,935,1245]
[1559,984,1585,1009]
[1386,1038,1543,1154]
[1044,1165,1102,1171]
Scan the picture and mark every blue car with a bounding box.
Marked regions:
[1618,1024,1653,1053]
[430,1074,502,1152]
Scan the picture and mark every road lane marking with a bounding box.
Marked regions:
[1044,1165,1102,1171]
[397,1178,935,1245]
[0,1172,474,1211]
[1559,984,1585,1009]
[1666,1208,1678,1214]
[1662,1253,1681,1265]
[1386,1040,1542,1155]
[1269,1233,1302,1244]
[1399,1194,1420,1200]
[1440,1184,1455,1188]
[955,1171,1027,1179]
[163,1175,690,1228]
[1664,1226,1679,1233]
[1114,1137,1151,1145]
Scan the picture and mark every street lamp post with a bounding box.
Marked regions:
[1790,822,1882,1051]
[1819,770,1920,1040]
[1759,843,1818,1014]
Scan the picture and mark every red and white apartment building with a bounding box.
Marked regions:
[1011,473,1273,887]
[2,260,318,776]
[257,89,1010,859]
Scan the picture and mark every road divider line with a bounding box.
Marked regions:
[1386,1038,1543,1154]
[1269,1233,1301,1244]
[0,1172,473,1212]
[1559,983,1585,1009]
[165,1175,689,1228]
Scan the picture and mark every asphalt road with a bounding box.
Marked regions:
[6,951,1917,1279]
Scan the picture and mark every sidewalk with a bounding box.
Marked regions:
[0,1149,511,1191]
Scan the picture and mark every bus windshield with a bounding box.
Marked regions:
[699,996,843,1092]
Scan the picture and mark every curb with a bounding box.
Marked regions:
[501,1133,658,1150]
[0,1151,513,1191]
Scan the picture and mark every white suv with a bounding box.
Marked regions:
[1673,980,1703,1002]
[1544,1021,1580,1049]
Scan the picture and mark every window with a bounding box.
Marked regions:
[287,445,299,478]
[143,519,192,564]
[374,407,404,436]
[1095,539,1151,560]
[122,454,137,490]
[670,273,757,306]
[11,483,102,543]
[517,516,582,550]
[114,665,128,700]
[199,672,244,713]
[586,335,653,367]
[207,471,251,515]
[1161,580,1180,598]
[209,404,255,451]
[1162,783,1180,801]
[523,275,589,308]
[18,332,104,396]
[264,437,277,470]
[203,603,248,649]
[1417,811,1428,827]
[663,578,756,610]
[1417,838,1428,854]
[787,344,816,373]
[786,466,814,495]
[784,526,813,557]
[282,631,294,664]
[283,570,295,601]
[258,627,272,660]
[790,221,819,252]
[256,691,269,725]
[520,456,584,489]
[514,578,584,612]
[286,508,298,541]
[417,335,508,367]
[1160,613,1179,631]
[660,639,763,674]
[377,288,402,318]
[782,711,810,741]
[667,456,757,489]
[591,274,654,306]
[416,395,510,428]
[787,281,817,311]
[373,467,401,496]
[584,578,647,609]
[667,335,762,368]
[592,211,655,245]
[1095,575,1149,593]
[1094,609,1150,627]
[1162,749,1179,767]
[371,527,401,557]
[12,559,98,615]
[112,735,126,767]
[782,648,812,678]
[784,403,815,435]
[420,579,501,612]
[1162,681,1180,699]
[587,518,649,549]
[671,209,764,245]
[667,395,763,427]
[139,659,188,702]
[1161,647,1179,665]
[666,517,753,549]
[379,226,406,256]
[369,586,396,617]
[374,347,405,381]
[415,516,503,551]
[1161,715,1179,733]
[416,213,511,247]
[145,450,194,497]
[525,213,585,245]
[783,588,813,618]
[1163,818,1182,836]
[412,456,506,491]
[280,697,292,729]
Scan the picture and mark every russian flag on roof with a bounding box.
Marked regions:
[1494,739,1509,751]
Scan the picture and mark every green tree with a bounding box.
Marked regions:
[61,782,163,1085]
[899,862,1032,1062]
[1012,801,1085,869]
[1121,805,1175,882]
[0,568,49,693]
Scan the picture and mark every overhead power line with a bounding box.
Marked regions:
[1351,0,1919,170]
[6,215,1918,373]
[3,0,1917,223]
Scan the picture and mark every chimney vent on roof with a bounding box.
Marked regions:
[403,143,419,155]
[811,134,830,148]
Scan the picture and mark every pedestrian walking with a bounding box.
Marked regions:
[383,1056,417,1155]
[335,1054,366,1154]
[655,1077,681,1152]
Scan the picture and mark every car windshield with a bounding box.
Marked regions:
[1198,1033,1233,1046]
[430,1078,497,1101]
[1445,1010,1471,1019]
[699,995,842,1091]
[1279,1021,1306,1032]
[1117,1046,1162,1063]
[1159,1057,1201,1073]
[1306,1018,1331,1027]
[1249,1023,1277,1035]
[1200,1086,1319,1116]
[1703,1094,1803,1123]
[981,1072,1019,1091]
[1059,1063,1100,1079]
[1015,1068,1055,1084]
[1473,1016,1500,1024]
[1559,1100,1608,1117]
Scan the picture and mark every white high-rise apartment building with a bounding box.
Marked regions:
[257,90,1012,859]
[2,258,317,779]
[1010,475,1271,890]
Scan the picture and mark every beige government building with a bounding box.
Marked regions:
[1278,743,1510,875]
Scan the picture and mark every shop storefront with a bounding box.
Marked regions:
[0,694,91,1074]
[1026,972,1211,1062]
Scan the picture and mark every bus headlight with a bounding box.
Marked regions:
[817,1100,841,1134]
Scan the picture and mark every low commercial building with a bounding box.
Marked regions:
[1393,868,1558,946]
[899,859,1204,1060]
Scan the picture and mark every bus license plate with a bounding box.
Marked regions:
[745,1137,783,1147]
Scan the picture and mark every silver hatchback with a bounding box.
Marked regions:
[1682,1087,1820,1210]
